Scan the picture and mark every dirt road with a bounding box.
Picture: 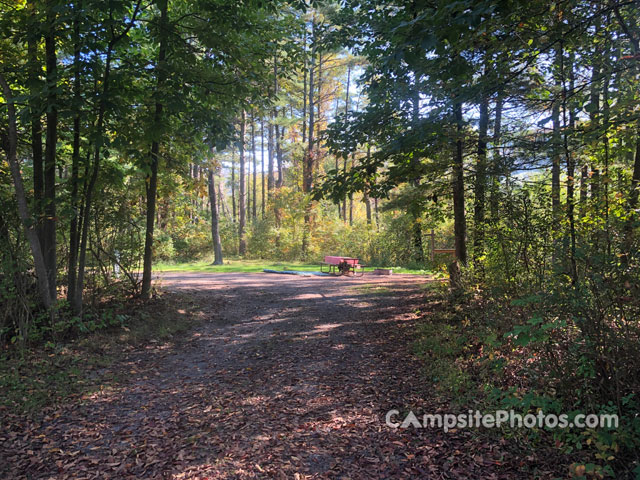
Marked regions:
[3,272,533,479]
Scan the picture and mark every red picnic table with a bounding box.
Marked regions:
[320,256,367,276]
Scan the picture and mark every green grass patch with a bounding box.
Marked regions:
[155,258,321,273]
[156,257,433,275]
[354,284,392,295]
[378,266,434,274]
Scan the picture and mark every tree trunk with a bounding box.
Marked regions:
[68,2,82,306]
[342,157,347,222]
[267,112,275,194]
[274,56,284,189]
[305,23,315,193]
[412,220,423,262]
[277,118,285,189]
[333,95,341,219]
[628,133,640,218]
[141,145,160,298]
[473,93,489,261]
[251,114,257,219]
[75,48,113,313]
[208,168,224,265]
[563,49,577,283]
[364,193,371,224]
[44,4,58,300]
[246,156,250,221]
[275,119,282,188]
[238,111,247,255]
[624,125,640,256]
[218,183,231,219]
[316,51,322,145]
[274,107,285,235]
[0,73,53,309]
[579,165,589,209]
[551,47,562,231]
[76,2,141,311]
[261,118,265,218]
[231,148,236,221]
[410,79,424,263]
[374,197,379,228]
[612,3,640,252]
[489,93,503,221]
[364,146,372,224]
[583,45,601,214]
[141,0,168,299]
[302,29,307,145]
[27,21,44,254]
[343,64,351,220]
[301,18,316,257]
[453,102,467,265]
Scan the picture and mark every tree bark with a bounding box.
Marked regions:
[628,133,640,221]
[275,126,283,187]
[364,145,372,224]
[332,95,341,219]
[218,183,231,219]
[76,1,141,311]
[273,56,284,189]
[305,22,316,193]
[238,110,247,255]
[302,29,307,145]
[276,117,285,189]
[563,49,577,283]
[27,18,44,254]
[267,111,275,194]
[374,197,379,228]
[0,73,53,309]
[251,114,257,219]
[261,118,265,218]
[364,193,371,224]
[551,46,562,230]
[68,2,82,306]
[141,0,168,299]
[75,60,110,313]
[583,34,601,211]
[453,102,467,265]
[231,148,236,221]
[342,156,347,222]
[473,93,489,261]
[343,64,351,220]
[44,3,58,300]
[316,51,322,147]
[301,17,316,257]
[246,156,250,221]
[612,3,640,252]
[410,78,424,262]
[208,167,224,265]
[489,92,503,221]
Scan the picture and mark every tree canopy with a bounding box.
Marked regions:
[2,0,640,474]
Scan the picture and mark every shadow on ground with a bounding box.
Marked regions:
[1,273,544,479]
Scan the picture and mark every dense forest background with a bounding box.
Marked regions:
[2,0,640,475]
